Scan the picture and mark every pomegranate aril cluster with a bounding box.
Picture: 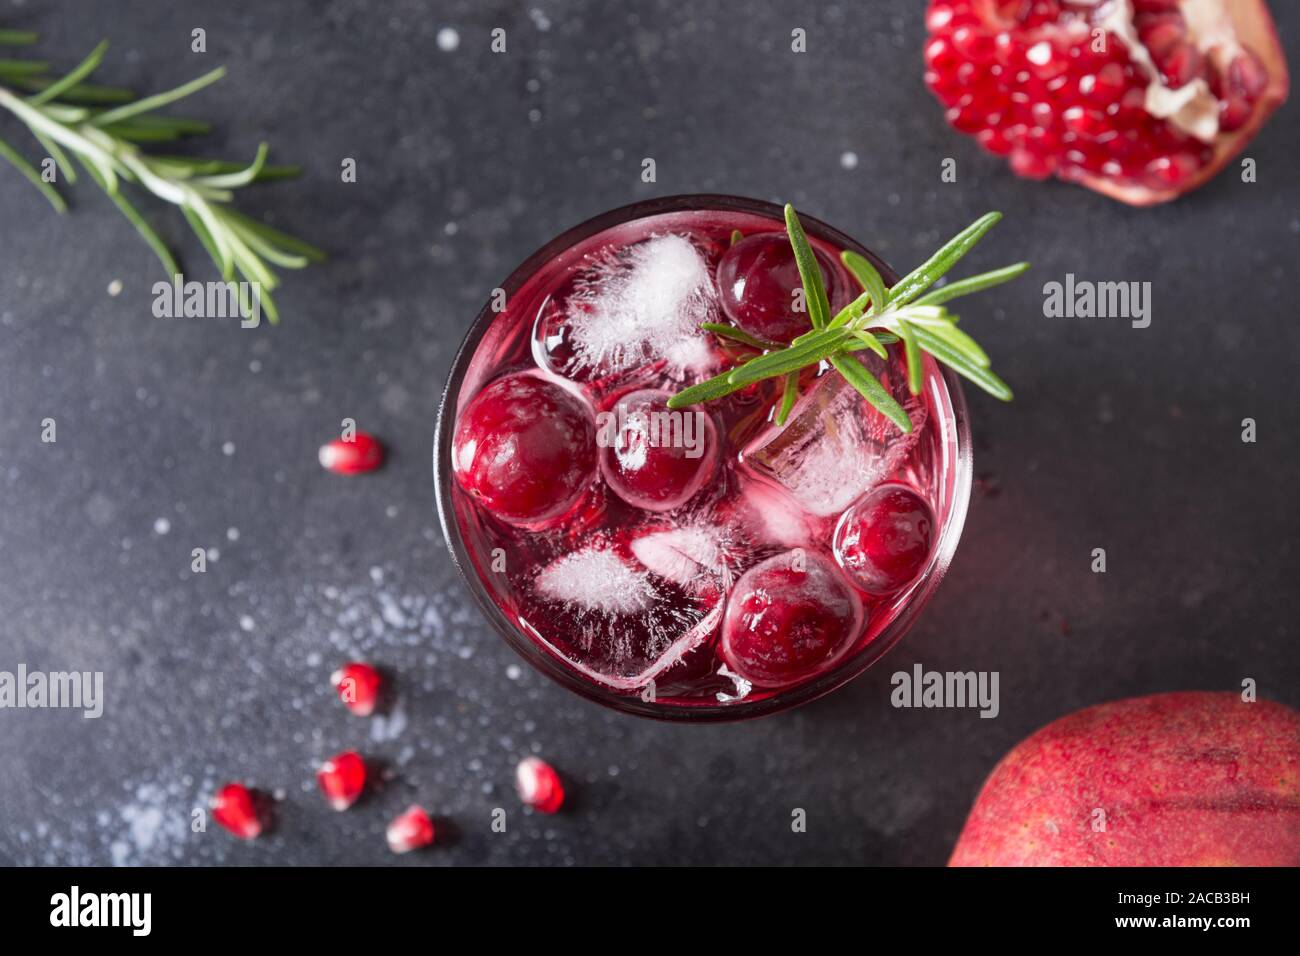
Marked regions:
[923,0,1265,191]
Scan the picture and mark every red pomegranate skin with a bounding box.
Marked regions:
[950,692,1300,866]
[452,373,597,526]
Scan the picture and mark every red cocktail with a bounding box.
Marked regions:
[435,196,998,720]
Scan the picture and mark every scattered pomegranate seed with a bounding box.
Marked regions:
[317,751,367,810]
[212,782,262,840]
[386,805,436,853]
[516,757,565,814]
[330,661,382,717]
[319,431,385,474]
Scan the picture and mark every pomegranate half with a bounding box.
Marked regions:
[924,0,1289,204]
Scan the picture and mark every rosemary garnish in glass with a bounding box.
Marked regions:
[669,205,1027,432]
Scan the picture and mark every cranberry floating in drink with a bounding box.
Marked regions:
[436,196,1025,719]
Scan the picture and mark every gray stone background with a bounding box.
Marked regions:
[0,0,1296,865]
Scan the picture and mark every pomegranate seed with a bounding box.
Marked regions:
[317,751,367,810]
[1136,14,1187,58]
[386,805,435,853]
[926,2,967,33]
[330,661,382,716]
[319,431,384,474]
[976,127,1013,155]
[212,783,262,840]
[1062,105,1112,137]
[516,757,565,814]
[924,35,960,73]
[1226,49,1269,98]
[1218,95,1253,132]
[1024,40,1067,79]
[1010,147,1054,180]
[1144,151,1201,188]
[1157,44,1204,87]
[951,25,996,63]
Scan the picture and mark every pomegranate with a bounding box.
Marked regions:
[924,0,1289,204]
[452,372,597,527]
[719,551,864,687]
[598,389,718,512]
[950,692,1300,865]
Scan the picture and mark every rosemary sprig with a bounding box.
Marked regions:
[0,33,321,322]
[669,205,1028,432]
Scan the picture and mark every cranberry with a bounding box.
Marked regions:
[715,233,844,344]
[330,661,382,717]
[386,805,436,853]
[452,372,597,527]
[212,783,263,840]
[833,483,935,594]
[317,751,367,811]
[319,431,384,474]
[516,757,565,814]
[719,551,863,688]
[598,389,717,512]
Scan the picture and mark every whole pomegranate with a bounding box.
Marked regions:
[924,0,1289,204]
[950,692,1300,866]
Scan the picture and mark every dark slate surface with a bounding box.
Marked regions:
[0,0,1296,866]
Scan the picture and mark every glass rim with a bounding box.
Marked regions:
[433,193,973,722]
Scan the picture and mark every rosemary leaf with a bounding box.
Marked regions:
[91,66,225,127]
[27,40,106,106]
[0,58,48,77]
[727,328,848,386]
[848,329,889,360]
[96,169,178,275]
[896,319,924,395]
[0,131,65,211]
[830,354,912,434]
[0,30,39,46]
[890,211,1002,305]
[828,289,870,330]
[920,319,991,368]
[30,129,76,183]
[914,262,1030,308]
[15,76,133,103]
[221,207,326,262]
[840,250,889,314]
[701,322,780,351]
[784,204,830,330]
[666,368,752,408]
[776,374,799,426]
[911,325,1012,400]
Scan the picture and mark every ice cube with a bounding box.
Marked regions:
[740,365,926,519]
[529,541,723,691]
[534,547,655,615]
[557,234,718,380]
